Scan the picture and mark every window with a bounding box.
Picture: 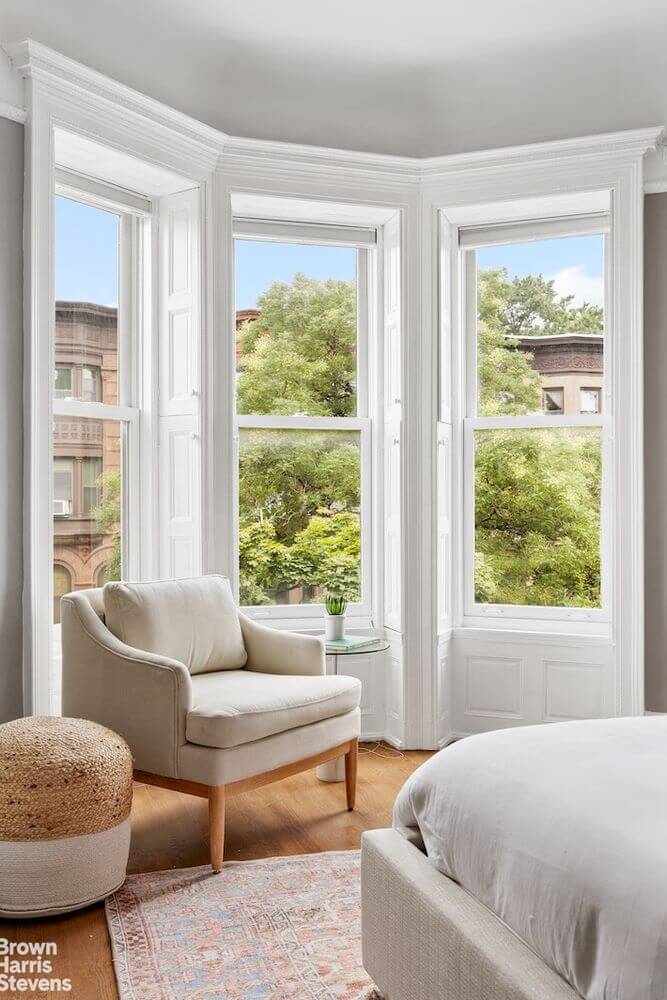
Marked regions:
[55,365,73,399]
[82,365,102,402]
[82,456,103,514]
[53,193,139,621]
[580,387,601,414]
[543,388,564,414]
[53,458,73,516]
[53,565,72,625]
[233,224,373,612]
[461,226,606,616]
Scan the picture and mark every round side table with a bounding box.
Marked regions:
[316,637,390,783]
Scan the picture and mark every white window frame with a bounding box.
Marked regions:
[53,181,147,584]
[232,219,376,621]
[458,214,611,627]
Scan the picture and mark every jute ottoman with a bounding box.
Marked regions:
[0,716,133,918]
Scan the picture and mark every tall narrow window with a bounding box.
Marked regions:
[461,227,606,616]
[233,225,373,613]
[53,194,139,628]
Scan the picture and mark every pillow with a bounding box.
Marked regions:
[103,576,247,674]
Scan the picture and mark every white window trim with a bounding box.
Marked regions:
[233,222,376,621]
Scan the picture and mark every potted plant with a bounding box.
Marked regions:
[324,593,347,641]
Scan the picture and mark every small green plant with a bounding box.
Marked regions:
[324,593,347,616]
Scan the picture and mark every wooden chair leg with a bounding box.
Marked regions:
[208,785,226,872]
[344,738,358,811]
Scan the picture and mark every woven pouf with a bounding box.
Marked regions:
[0,716,133,918]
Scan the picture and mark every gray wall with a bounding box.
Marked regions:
[644,193,667,711]
[0,118,23,723]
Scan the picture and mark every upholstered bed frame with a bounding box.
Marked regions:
[361,828,579,1000]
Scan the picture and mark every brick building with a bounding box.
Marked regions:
[53,301,120,620]
[512,333,603,415]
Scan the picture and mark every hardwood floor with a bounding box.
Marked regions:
[1,745,430,1000]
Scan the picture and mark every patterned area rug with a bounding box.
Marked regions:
[106,849,380,1000]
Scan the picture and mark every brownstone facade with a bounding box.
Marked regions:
[513,333,603,415]
[53,302,120,620]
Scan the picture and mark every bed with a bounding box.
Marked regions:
[361,716,667,1000]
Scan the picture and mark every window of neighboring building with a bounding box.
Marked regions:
[81,365,102,402]
[53,565,72,625]
[233,224,373,612]
[82,457,102,514]
[543,388,564,414]
[459,226,606,614]
[580,387,601,414]
[55,365,73,399]
[53,458,74,516]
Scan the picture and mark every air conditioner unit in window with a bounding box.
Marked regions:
[53,499,71,517]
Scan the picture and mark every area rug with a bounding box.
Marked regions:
[106,849,380,1000]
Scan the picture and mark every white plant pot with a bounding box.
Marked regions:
[325,614,345,641]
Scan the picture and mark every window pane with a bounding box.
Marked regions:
[580,388,601,414]
[55,365,73,399]
[53,416,123,622]
[474,427,601,608]
[543,387,564,414]
[238,428,361,606]
[55,196,119,405]
[475,235,604,417]
[234,239,358,416]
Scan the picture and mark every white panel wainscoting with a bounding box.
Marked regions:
[435,637,451,747]
[384,634,405,747]
[449,630,614,737]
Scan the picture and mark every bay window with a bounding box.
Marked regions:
[233,222,374,617]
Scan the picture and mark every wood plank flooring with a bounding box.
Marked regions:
[1,745,430,1000]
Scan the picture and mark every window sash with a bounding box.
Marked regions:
[232,233,373,617]
[460,235,609,622]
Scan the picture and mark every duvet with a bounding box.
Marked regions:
[393,716,667,1000]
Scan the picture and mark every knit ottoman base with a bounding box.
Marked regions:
[0,816,131,918]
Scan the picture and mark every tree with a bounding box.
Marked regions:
[237,274,357,417]
[237,264,603,609]
[236,277,361,605]
[92,469,122,581]
[474,267,602,607]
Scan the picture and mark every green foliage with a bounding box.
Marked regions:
[237,274,357,417]
[92,470,121,582]
[237,264,603,609]
[324,593,348,615]
[474,429,601,607]
[474,267,603,607]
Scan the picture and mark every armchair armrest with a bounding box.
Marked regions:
[238,613,326,676]
[60,594,193,778]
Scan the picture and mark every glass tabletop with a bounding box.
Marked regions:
[322,637,390,655]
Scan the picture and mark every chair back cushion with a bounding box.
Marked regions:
[103,576,247,674]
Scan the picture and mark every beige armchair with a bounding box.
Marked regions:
[61,576,361,871]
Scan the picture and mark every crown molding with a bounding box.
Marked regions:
[2,39,664,191]
[0,99,26,124]
[219,133,421,189]
[5,38,223,173]
[420,126,664,183]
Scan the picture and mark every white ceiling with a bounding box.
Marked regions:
[1,0,666,157]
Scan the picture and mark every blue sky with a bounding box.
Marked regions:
[55,196,119,306]
[478,234,604,307]
[235,239,356,309]
[55,196,603,312]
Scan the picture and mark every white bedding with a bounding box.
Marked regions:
[393,716,667,1000]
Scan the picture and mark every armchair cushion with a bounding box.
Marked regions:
[185,670,361,749]
[103,576,247,675]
